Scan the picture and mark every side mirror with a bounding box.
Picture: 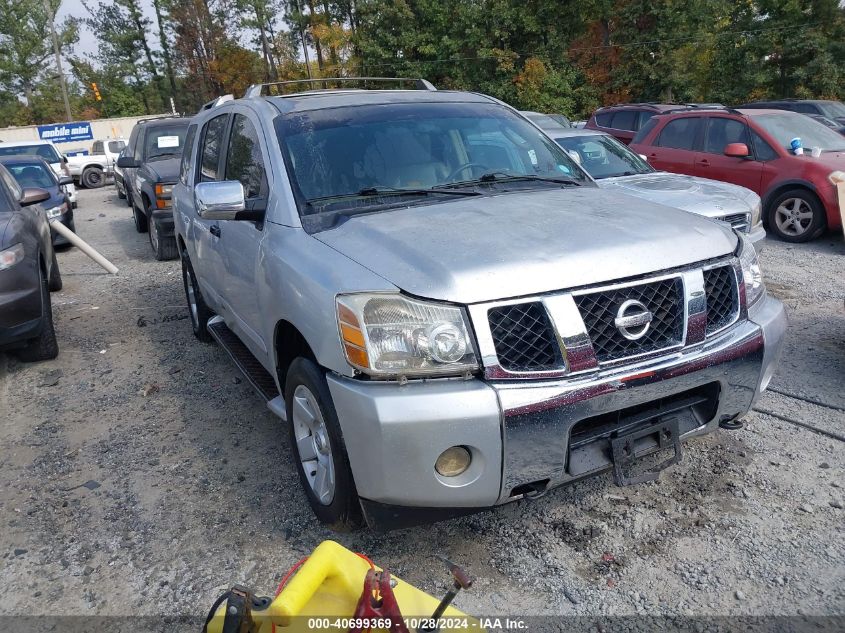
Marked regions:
[20,188,51,207]
[195,180,255,220]
[724,143,750,158]
[58,176,74,186]
[116,155,138,168]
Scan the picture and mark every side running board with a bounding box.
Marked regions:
[206,316,287,422]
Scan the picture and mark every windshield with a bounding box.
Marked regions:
[0,144,61,163]
[754,112,845,152]
[553,134,653,179]
[6,162,56,189]
[144,125,188,160]
[525,112,572,128]
[276,101,589,217]
[818,101,845,120]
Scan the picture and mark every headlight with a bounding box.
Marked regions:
[828,170,845,185]
[0,243,25,271]
[45,202,67,219]
[155,183,174,209]
[336,294,478,378]
[750,198,762,226]
[737,232,765,307]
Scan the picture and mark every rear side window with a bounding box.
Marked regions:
[595,112,613,127]
[637,111,655,129]
[225,115,266,199]
[657,117,702,150]
[611,110,638,131]
[704,118,750,154]
[199,115,229,182]
[179,124,198,185]
[632,117,658,144]
[108,140,125,153]
[92,141,104,154]
[751,130,778,161]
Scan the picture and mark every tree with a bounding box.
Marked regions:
[0,0,78,121]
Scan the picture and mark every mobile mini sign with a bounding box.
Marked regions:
[37,122,94,144]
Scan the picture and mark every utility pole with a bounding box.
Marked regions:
[44,0,73,122]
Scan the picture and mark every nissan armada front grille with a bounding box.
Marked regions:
[573,277,684,363]
[487,302,562,371]
[484,264,740,376]
[703,265,739,334]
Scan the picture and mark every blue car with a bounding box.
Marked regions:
[0,156,75,245]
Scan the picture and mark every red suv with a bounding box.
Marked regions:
[586,103,683,145]
[630,108,845,242]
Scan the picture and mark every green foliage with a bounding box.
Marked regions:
[2,0,843,125]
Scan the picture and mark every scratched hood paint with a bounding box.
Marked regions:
[315,187,737,304]
[598,172,759,218]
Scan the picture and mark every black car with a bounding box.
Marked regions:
[0,163,62,362]
[737,99,845,127]
[0,156,75,246]
[117,116,192,260]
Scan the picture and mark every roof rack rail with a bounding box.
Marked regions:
[199,94,234,112]
[662,105,743,115]
[136,114,186,126]
[244,77,437,98]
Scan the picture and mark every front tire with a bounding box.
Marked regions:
[116,185,126,200]
[285,358,361,530]
[48,250,62,292]
[81,166,105,189]
[181,251,212,342]
[148,210,178,261]
[767,189,825,243]
[18,267,59,362]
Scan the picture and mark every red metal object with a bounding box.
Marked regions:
[349,569,410,633]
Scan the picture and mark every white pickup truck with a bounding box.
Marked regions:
[65,138,126,188]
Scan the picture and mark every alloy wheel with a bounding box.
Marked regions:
[291,384,335,505]
[774,197,814,237]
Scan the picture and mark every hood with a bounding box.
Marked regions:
[143,157,181,182]
[598,172,757,218]
[314,188,738,304]
[804,151,845,169]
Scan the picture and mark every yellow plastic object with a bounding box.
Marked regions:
[208,540,480,633]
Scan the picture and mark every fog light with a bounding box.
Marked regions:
[435,446,471,477]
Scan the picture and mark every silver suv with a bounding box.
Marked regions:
[173,79,786,530]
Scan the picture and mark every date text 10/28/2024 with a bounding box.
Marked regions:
[306,618,528,630]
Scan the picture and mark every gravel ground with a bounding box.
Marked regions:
[0,188,843,626]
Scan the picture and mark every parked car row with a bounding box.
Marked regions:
[97,78,787,530]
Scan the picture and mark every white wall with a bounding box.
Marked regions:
[0,114,173,152]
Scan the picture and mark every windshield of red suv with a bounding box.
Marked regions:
[276,101,589,216]
[553,133,653,179]
[753,112,845,152]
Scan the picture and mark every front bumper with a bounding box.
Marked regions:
[748,224,766,250]
[50,211,74,246]
[329,295,786,528]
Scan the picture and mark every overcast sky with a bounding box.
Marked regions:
[57,0,171,59]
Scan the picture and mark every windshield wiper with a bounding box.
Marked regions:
[306,186,481,205]
[437,172,583,189]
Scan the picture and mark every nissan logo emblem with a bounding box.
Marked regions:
[614,299,653,341]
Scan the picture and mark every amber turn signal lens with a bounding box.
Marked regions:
[337,301,369,369]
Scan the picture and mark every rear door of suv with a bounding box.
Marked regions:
[637,115,702,176]
[692,115,763,192]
